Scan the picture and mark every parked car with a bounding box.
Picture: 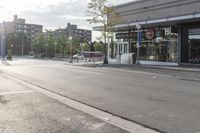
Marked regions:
[73,54,84,60]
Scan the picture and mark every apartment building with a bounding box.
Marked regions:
[6,15,43,39]
[2,15,43,55]
[54,23,92,43]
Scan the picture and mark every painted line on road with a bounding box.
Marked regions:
[3,73,161,133]
[0,90,35,96]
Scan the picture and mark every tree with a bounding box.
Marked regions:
[6,33,15,49]
[46,30,55,58]
[81,43,89,51]
[94,41,103,52]
[6,33,15,57]
[56,35,68,58]
[87,0,120,64]
[89,42,95,51]
[71,37,81,54]
[32,33,46,56]
[7,49,12,60]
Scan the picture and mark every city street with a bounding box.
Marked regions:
[0,65,129,133]
[1,59,200,133]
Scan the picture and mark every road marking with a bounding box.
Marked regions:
[3,73,160,133]
[0,90,35,96]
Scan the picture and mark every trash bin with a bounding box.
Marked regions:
[121,53,136,64]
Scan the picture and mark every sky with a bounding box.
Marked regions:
[0,0,134,41]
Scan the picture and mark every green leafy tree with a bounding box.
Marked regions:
[87,0,121,64]
[6,33,15,48]
[71,37,81,54]
[94,41,103,52]
[7,49,12,60]
[16,32,31,55]
[81,43,89,51]
[56,35,69,58]
[46,30,55,58]
[32,33,46,56]
[6,33,15,58]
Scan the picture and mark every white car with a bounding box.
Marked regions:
[73,54,84,60]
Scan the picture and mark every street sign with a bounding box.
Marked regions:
[146,29,155,40]
[1,21,6,59]
[137,31,142,48]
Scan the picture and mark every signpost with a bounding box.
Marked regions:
[136,24,142,66]
[1,21,6,60]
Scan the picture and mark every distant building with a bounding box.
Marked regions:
[54,23,92,43]
[6,15,43,41]
[1,15,43,55]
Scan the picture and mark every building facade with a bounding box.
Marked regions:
[54,23,92,43]
[1,15,43,55]
[95,0,200,65]
[6,15,43,40]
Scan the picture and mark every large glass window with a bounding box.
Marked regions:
[188,28,200,64]
[139,27,178,62]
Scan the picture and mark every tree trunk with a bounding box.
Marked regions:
[103,27,108,64]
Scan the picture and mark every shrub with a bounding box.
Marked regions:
[7,49,12,60]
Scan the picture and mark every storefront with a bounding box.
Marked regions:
[108,26,179,65]
[94,0,200,65]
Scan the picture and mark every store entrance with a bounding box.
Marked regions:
[115,42,129,62]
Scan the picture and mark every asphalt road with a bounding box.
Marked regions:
[1,59,200,133]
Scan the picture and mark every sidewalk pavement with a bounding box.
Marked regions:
[0,73,128,133]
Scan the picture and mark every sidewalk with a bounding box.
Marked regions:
[0,73,128,133]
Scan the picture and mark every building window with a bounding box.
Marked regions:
[188,28,200,64]
[138,27,178,62]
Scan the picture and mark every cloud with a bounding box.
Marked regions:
[20,1,89,29]
[60,15,90,20]
[1,0,135,41]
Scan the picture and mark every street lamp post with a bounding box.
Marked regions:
[30,37,32,55]
[22,34,24,56]
[45,43,47,59]
[136,24,142,66]
[54,41,57,58]
[69,36,73,63]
